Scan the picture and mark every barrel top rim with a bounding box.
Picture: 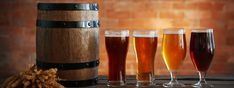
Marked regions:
[38,3,98,5]
[38,3,98,11]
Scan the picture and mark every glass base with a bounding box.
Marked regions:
[136,81,155,87]
[192,82,214,88]
[163,82,185,87]
[107,81,126,87]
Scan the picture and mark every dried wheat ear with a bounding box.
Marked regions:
[2,65,64,88]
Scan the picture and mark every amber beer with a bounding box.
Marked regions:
[162,29,187,87]
[105,30,129,87]
[162,32,186,71]
[133,30,158,87]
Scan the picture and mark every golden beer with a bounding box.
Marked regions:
[162,33,186,71]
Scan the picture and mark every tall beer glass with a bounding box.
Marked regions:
[162,28,186,87]
[190,28,215,88]
[105,30,129,87]
[133,30,158,87]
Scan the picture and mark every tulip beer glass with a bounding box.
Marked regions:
[190,28,215,88]
[162,28,187,87]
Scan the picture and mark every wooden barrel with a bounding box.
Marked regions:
[36,3,99,87]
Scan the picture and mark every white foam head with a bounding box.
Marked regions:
[133,30,158,37]
[163,28,185,34]
[105,30,129,37]
[192,28,213,33]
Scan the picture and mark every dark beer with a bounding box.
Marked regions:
[190,32,215,72]
[105,30,129,87]
[190,29,215,88]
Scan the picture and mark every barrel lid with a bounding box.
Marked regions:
[38,3,98,11]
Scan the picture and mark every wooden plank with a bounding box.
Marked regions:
[97,75,234,88]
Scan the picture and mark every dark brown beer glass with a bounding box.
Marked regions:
[190,28,215,88]
[105,30,129,87]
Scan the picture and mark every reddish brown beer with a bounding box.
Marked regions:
[133,30,158,87]
[134,37,157,80]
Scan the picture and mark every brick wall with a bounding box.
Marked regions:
[0,0,234,81]
[99,0,234,76]
[0,0,36,80]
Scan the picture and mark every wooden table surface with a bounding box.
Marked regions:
[96,75,234,88]
[2,75,233,88]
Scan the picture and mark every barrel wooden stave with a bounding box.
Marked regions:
[38,10,98,21]
[37,28,99,63]
[58,67,98,80]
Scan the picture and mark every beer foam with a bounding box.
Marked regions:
[192,29,213,33]
[105,30,129,37]
[105,35,129,37]
[164,29,185,34]
[133,30,158,37]
[133,34,158,37]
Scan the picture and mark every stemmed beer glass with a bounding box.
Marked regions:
[162,28,187,87]
[190,28,215,88]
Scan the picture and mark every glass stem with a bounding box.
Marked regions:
[198,71,207,84]
[170,71,178,83]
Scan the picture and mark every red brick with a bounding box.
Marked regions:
[225,3,234,12]
[226,12,234,20]
[173,2,185,10]
[172,19,190,27]
[196,1,224,11]
[212,2,225,11]
[104,10,132,19]
[153,1,174,11]
[226,30,234,46]
[184,2,198,10]
[131,11,157,19]
[227,21,234,30]
[160,11,184,19]
[200,19,226,29]
[100,19,119,29]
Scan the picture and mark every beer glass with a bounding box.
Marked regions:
[133,30,158,87]
[162,28,187,87]
[105,30,129,87]
[190,29,215,88]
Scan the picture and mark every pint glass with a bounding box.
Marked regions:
[105,30,129,87]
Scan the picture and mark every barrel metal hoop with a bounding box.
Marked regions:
[59,77,98,87]
[36,59,99,70]
[37,20,99,28]
[38,3,98,11]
